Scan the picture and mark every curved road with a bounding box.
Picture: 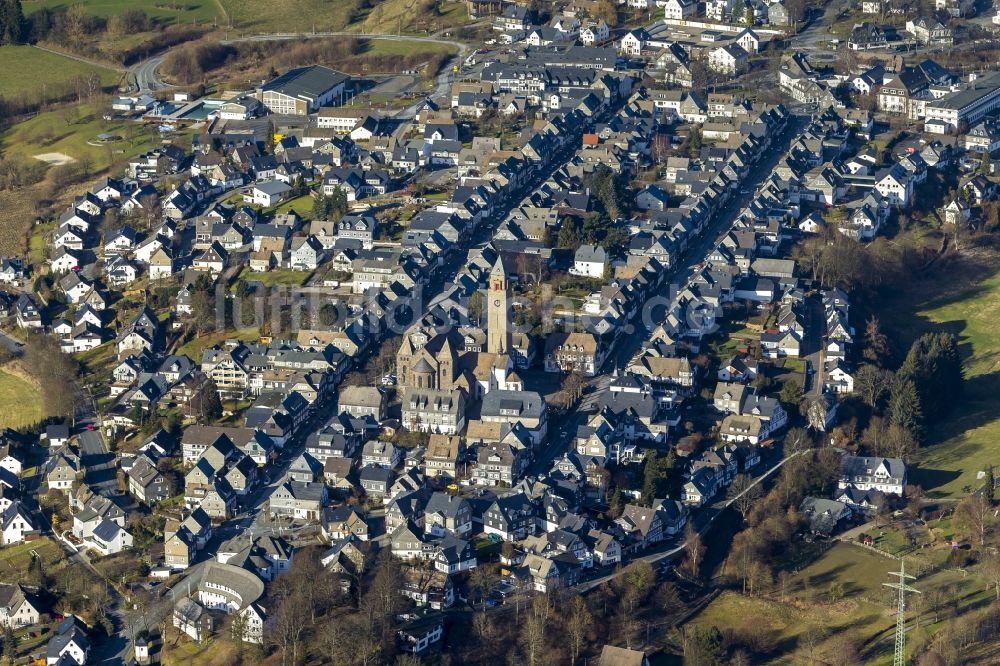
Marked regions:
[127,31,468,95]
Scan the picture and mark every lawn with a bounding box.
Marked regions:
[688,542,982,665]
[1,103,181,174]
[234,267,312,289]
[0,45,120,104]
[361,39,457,58]
[880,259,1000,498]
[176,327,260,360]
[273,193,314,216]
[0,370,44,430]
[22,0,219,24]
[0,538,64,585]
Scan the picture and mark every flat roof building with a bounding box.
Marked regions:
[924,71,1000,134]
[259,65,350,116]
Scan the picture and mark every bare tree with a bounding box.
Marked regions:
[566,595,592,665]
[683,523,706,578]
[268,571,311,666]
[520,594,550,666]
[854,364,894,409]
[981,550,1000,600]
[728,474,762,521]
[954,495,993,549]
[784,426,813,455]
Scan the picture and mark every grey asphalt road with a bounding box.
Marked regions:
[128,31,468,94]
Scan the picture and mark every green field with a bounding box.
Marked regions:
[1,102,188,173]
[22,0,220,24]
[886,263,1000,498]
[0,45,120,103]
[362,38,457,57]
[688,542,984,665]
[0,371,44,430]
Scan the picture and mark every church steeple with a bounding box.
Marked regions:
[487,258,510,355]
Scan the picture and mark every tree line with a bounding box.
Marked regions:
[852,323,963,462]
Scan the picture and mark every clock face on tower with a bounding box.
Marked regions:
[493,299,501,307]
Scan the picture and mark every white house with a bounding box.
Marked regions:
[735,28,761,54]
[874,164,913,207]
[1,503,36,546]
[580,20,609,46]
[83,519,134,556]
[0,584,40,628]
[838,455,906,495]
[247,181,292,208]
[708,44,749,75]
[663,0,696,20]
[570,244,607,278]
[619,29,648,57]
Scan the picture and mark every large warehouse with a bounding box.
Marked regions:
[258,65,350,115]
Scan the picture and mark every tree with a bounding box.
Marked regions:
[190,282,218,333]
[266,120,276,152]
[683,523,705,578]
[197,380,223,422]
[784,427,813,455]
[23,333,79,419]
[862,415,891,456]
[592,0,617,27]
[778,380,804,408]
[565,595,591,665]
[728,473,762,520]
[520,594,550,666]
[885,423,918,462]
[684,626,725,666]
[3,624,15,664]
[269,573,310,665]
[557,218,582,250]
[887,376,923,439]
[467,290,484,325]
[854,364,893,409]
[469,565,496,605]
[0,0,26,44]
[954,494,993,549]
[642,450,672,505]
[863,316,891,365]
[982,550,1000,600]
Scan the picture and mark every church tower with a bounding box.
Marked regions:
[487,258,510,355]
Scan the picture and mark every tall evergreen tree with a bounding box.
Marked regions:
[887,376,923,440]
[0,0,26,44]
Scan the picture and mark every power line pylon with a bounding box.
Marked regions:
[884,559,921,666]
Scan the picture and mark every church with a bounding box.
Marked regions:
[396,259,522,401]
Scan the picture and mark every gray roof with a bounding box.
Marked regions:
[480,390,545,420]
[262,65,349,99]
[574,243,607,263]
[840,455,906,483]
[255,180,292,196]
[197,562,265,609]
[91,518,124,543]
